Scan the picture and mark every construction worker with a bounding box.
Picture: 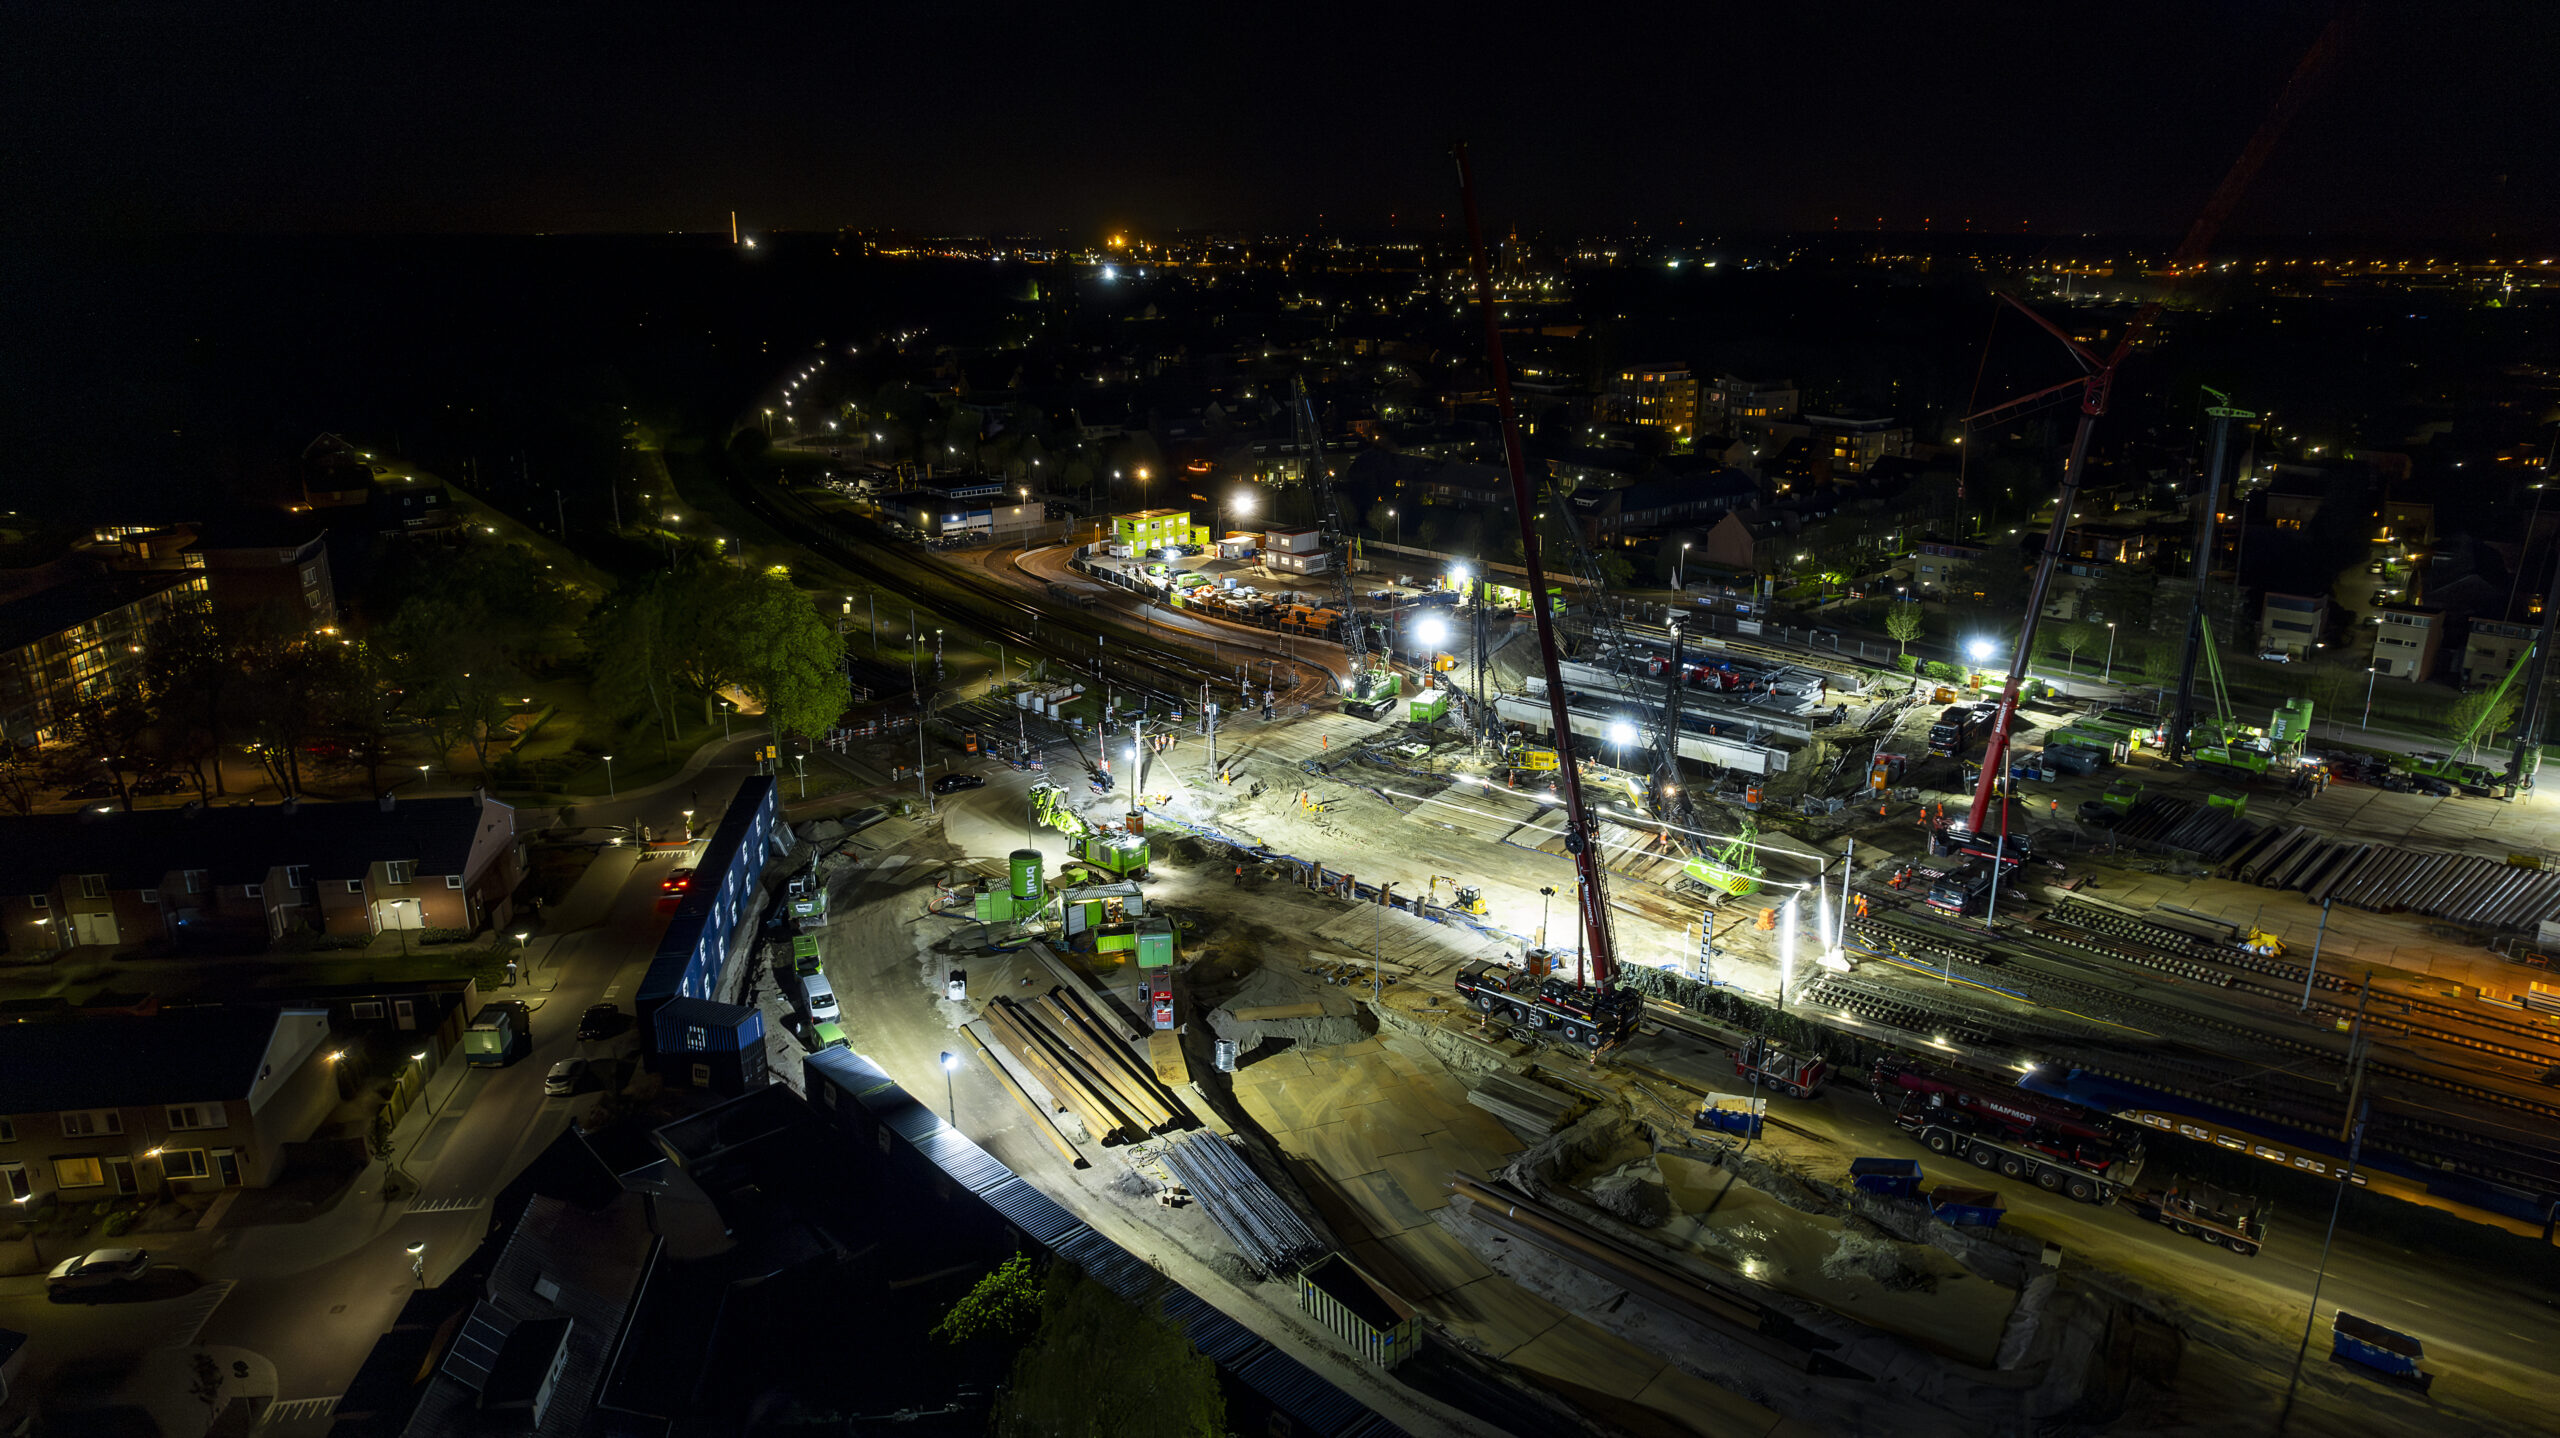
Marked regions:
[1234,864,1245,888]
[1855,892,1872,919]
[2049,798,2060,816]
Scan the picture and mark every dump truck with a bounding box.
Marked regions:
[1871,1058,2143,1203]
[1926,706,1982,759]
[1453,955,1642,1049]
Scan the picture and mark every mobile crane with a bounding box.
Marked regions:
[2399,644,2531,794]
[1444,143,1640,1052]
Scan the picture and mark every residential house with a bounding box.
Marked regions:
[2259,592,2328,658]
[0,1006,337,1201]
[1909,536,1987,595]
[1802,414,1912,475]
[2371,603,2444,681]
[0,793,522,957]
[1596,366,1698,443]
[2463,617,2537,688]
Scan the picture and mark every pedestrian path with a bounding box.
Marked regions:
[407,1195,483,1215]
[259,1395,341,1428]
[151,1277,235,1348]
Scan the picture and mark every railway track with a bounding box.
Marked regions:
[1842,906,2560,1192]
[735,476,1250,704]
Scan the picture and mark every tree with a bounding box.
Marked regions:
[728,573,851,742]
[146,610,247,797]
[1885,601,1925,657]
[995,1263,1224,1438]
[62,691,160,809]
[2054,621,2098,674]
[2441,686,2520,751]
[933,1255,1041,1344]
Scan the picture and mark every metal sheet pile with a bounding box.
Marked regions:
[2113,796,2261,859]
[1160,1131,1326,1275]
[2219,825,2560,932]
[1464,1070,1578,1142]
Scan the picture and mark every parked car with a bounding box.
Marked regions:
[932,773,985,794]
[48,1249,152,1299]
[660,866,696,894]
[543,1058,588,1095]
[576,1003,620,1040]
[59,780,115,801]
[845,806,889,831]
[2255,650,2293,663]
[131,773,189,796]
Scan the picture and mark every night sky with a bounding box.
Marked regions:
[3,2,2555,242]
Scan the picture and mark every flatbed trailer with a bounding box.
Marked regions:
[2120,1178,2268,1257]
[1902,1122,2126,1205]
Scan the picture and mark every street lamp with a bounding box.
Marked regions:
[416,763,430,790]
[406,1242,427,1288]
[1675,540,1692,591]
[1608,719,1637,771]
[1388,507,1400,545]
[721,699,732,739]
[1538,886,1556,949]
[602,754,616,799]
[2362,665,2379,729]
[939,1051,959,1127]
[410,1052,440,1122]
[2102,621,2117,683]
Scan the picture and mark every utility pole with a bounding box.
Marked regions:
[2279,977,2375,1429]
[918,693,933,814]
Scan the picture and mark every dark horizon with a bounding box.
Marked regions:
[6,3,2557,244]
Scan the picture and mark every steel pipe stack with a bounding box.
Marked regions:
[1162,1132,1325,1276]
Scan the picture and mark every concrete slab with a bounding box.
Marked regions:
[1364,1221,1494,1300]
[1434,1272,1571,1353]
[1382,1148,1457,1215]
[1340,1168,1433,1235]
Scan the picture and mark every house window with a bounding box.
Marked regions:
[386,861,415,886]
[52,1156,104,1188]
[140,889,157,904]
[286,867,307,890]
[346,880,364,894]
[351,1001,384,1019]
[159,1149,210,1180]
[165,1105,227,1132]
[184,870,206,894]
[26,895,44,909]
[0,1164,26,1201]
[79,875,107,900]
[0,1117,14,1143]
[58,1111,122,1137]
[244,884,264,899]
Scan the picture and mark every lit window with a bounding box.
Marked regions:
[52,1156,104,1189]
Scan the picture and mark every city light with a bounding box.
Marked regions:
[1967,638,1997,662]
[1416,617,1448,648]
[1608,721,1637,746]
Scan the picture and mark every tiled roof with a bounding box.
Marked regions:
[0,796,500,894]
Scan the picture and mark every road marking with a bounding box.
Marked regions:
[409,1196,484,1214]
[159,1278,235,1348]
[260,1396,341,1428]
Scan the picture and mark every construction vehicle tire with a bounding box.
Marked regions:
[2065,1176,2098,1203]
[1567,1023,1592,1045]
[1969,1147,2000,1171]
[2035,1168,2065,1192]
[1473,994,1497,1014]
[1999,1155,2026,1179]
[1924,1131,1954,1155]
[2230,1241,2257,1257]
[2172,1220,2196,1236]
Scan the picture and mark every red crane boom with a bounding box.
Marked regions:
[1452,142,1620,989]
[1958,11,2353,840]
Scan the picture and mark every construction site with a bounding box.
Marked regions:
[745,125,2560,1438]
